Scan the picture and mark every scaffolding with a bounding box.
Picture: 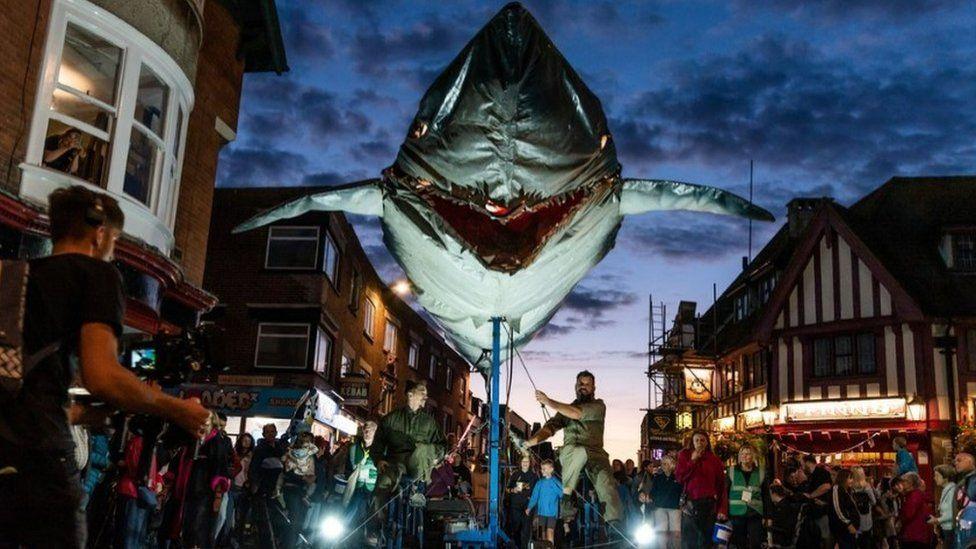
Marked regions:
[641,294,718,458]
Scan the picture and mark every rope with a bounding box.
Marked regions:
[771,432,881,457]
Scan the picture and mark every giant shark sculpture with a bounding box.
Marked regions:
[235,3,773,369]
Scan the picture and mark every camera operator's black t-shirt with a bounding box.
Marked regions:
[0,254,124,451]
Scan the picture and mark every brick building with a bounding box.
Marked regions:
[201,186,474,443]
[647,176,976,491]
[0,0,287,335]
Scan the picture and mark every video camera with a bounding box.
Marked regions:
[125,324,225,385]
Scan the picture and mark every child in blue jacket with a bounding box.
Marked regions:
[526,459,563,544]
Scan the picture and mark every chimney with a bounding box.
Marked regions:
[787,198,832,238]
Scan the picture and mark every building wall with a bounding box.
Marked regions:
[0,0,52,194]
[204,187,471,435]
[173,0,245,284]
[88,0,202,79]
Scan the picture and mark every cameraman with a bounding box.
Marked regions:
[0,185,210,548]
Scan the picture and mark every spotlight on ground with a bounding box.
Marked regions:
[633,522,655,546]
[319,514,345,541]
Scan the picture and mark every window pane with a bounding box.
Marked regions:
[52,88,112,131]
[315,331,333,374]
[955,234,976,271]
[124,128,162,205]
[323,233,339,282]
[813,338,831,377]
[857,333,876,374]
[833,335,852,375]
[58,23,121,105]
[256,326,309,368]
[42,119,110,188]
[134,65,169,137]
[383,322,397,353]
[408,343,419,369]
[267,228,318,269]
[363,300,375,338]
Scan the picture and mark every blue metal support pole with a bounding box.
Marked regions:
[444,317,509,546]
[488,316,502,542]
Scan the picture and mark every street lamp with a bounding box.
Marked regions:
[934,326,959,453]
[391,279,411,296]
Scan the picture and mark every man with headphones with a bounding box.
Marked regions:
[0,185,210,548]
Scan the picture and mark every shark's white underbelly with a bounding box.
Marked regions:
[381,197,623,365]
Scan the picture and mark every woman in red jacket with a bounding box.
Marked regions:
[898,472,933,549]
[675,430,728,548]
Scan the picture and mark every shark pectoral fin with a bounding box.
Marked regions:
[620,178,775,222]
[232,179,384,234]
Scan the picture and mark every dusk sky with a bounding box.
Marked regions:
[217,0,976,460]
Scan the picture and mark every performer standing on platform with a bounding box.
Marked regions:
[368,380,446,540]
[524,370,623,527]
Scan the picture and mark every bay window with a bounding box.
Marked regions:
[24,0,193,254]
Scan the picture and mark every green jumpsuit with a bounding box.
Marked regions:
[543,398,623,522]
[370,406,447,516]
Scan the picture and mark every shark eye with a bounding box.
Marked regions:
[600,133,611,150]
[411,120,429,139]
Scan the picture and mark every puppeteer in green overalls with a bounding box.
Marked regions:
[525,370,623,523]
[369,380,446,526]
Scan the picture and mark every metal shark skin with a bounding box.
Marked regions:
[235,3,774,370]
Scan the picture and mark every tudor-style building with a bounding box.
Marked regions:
[649,176,976,488]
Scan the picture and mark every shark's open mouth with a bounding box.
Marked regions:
[388,168,613,272]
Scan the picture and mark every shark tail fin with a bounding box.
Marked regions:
[620,178,774,222]
[233,179,384,234]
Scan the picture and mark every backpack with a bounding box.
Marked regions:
[0,260,61,400]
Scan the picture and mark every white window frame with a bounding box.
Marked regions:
[363,299,376,339]
[428,355,437,380]
[265,226,320,270]
[322,230,340,283]
[383,319,398,354]
[408,341,420,370]
[22,0,193,254]
[445,366,453,391]
[314,328,334,376]
[254,322,311,370]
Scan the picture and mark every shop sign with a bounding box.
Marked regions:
[340,377,370,406]
[683,367,713,403]
[783,398,906,423]
[177,384,302,416]
[217,374,275,387]
[644,410,678,444]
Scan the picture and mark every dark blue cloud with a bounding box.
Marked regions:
[217,147,308,187]
[623,35,976,197]
[736,0,966,22]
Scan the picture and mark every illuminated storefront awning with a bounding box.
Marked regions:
[782,397,908,423]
